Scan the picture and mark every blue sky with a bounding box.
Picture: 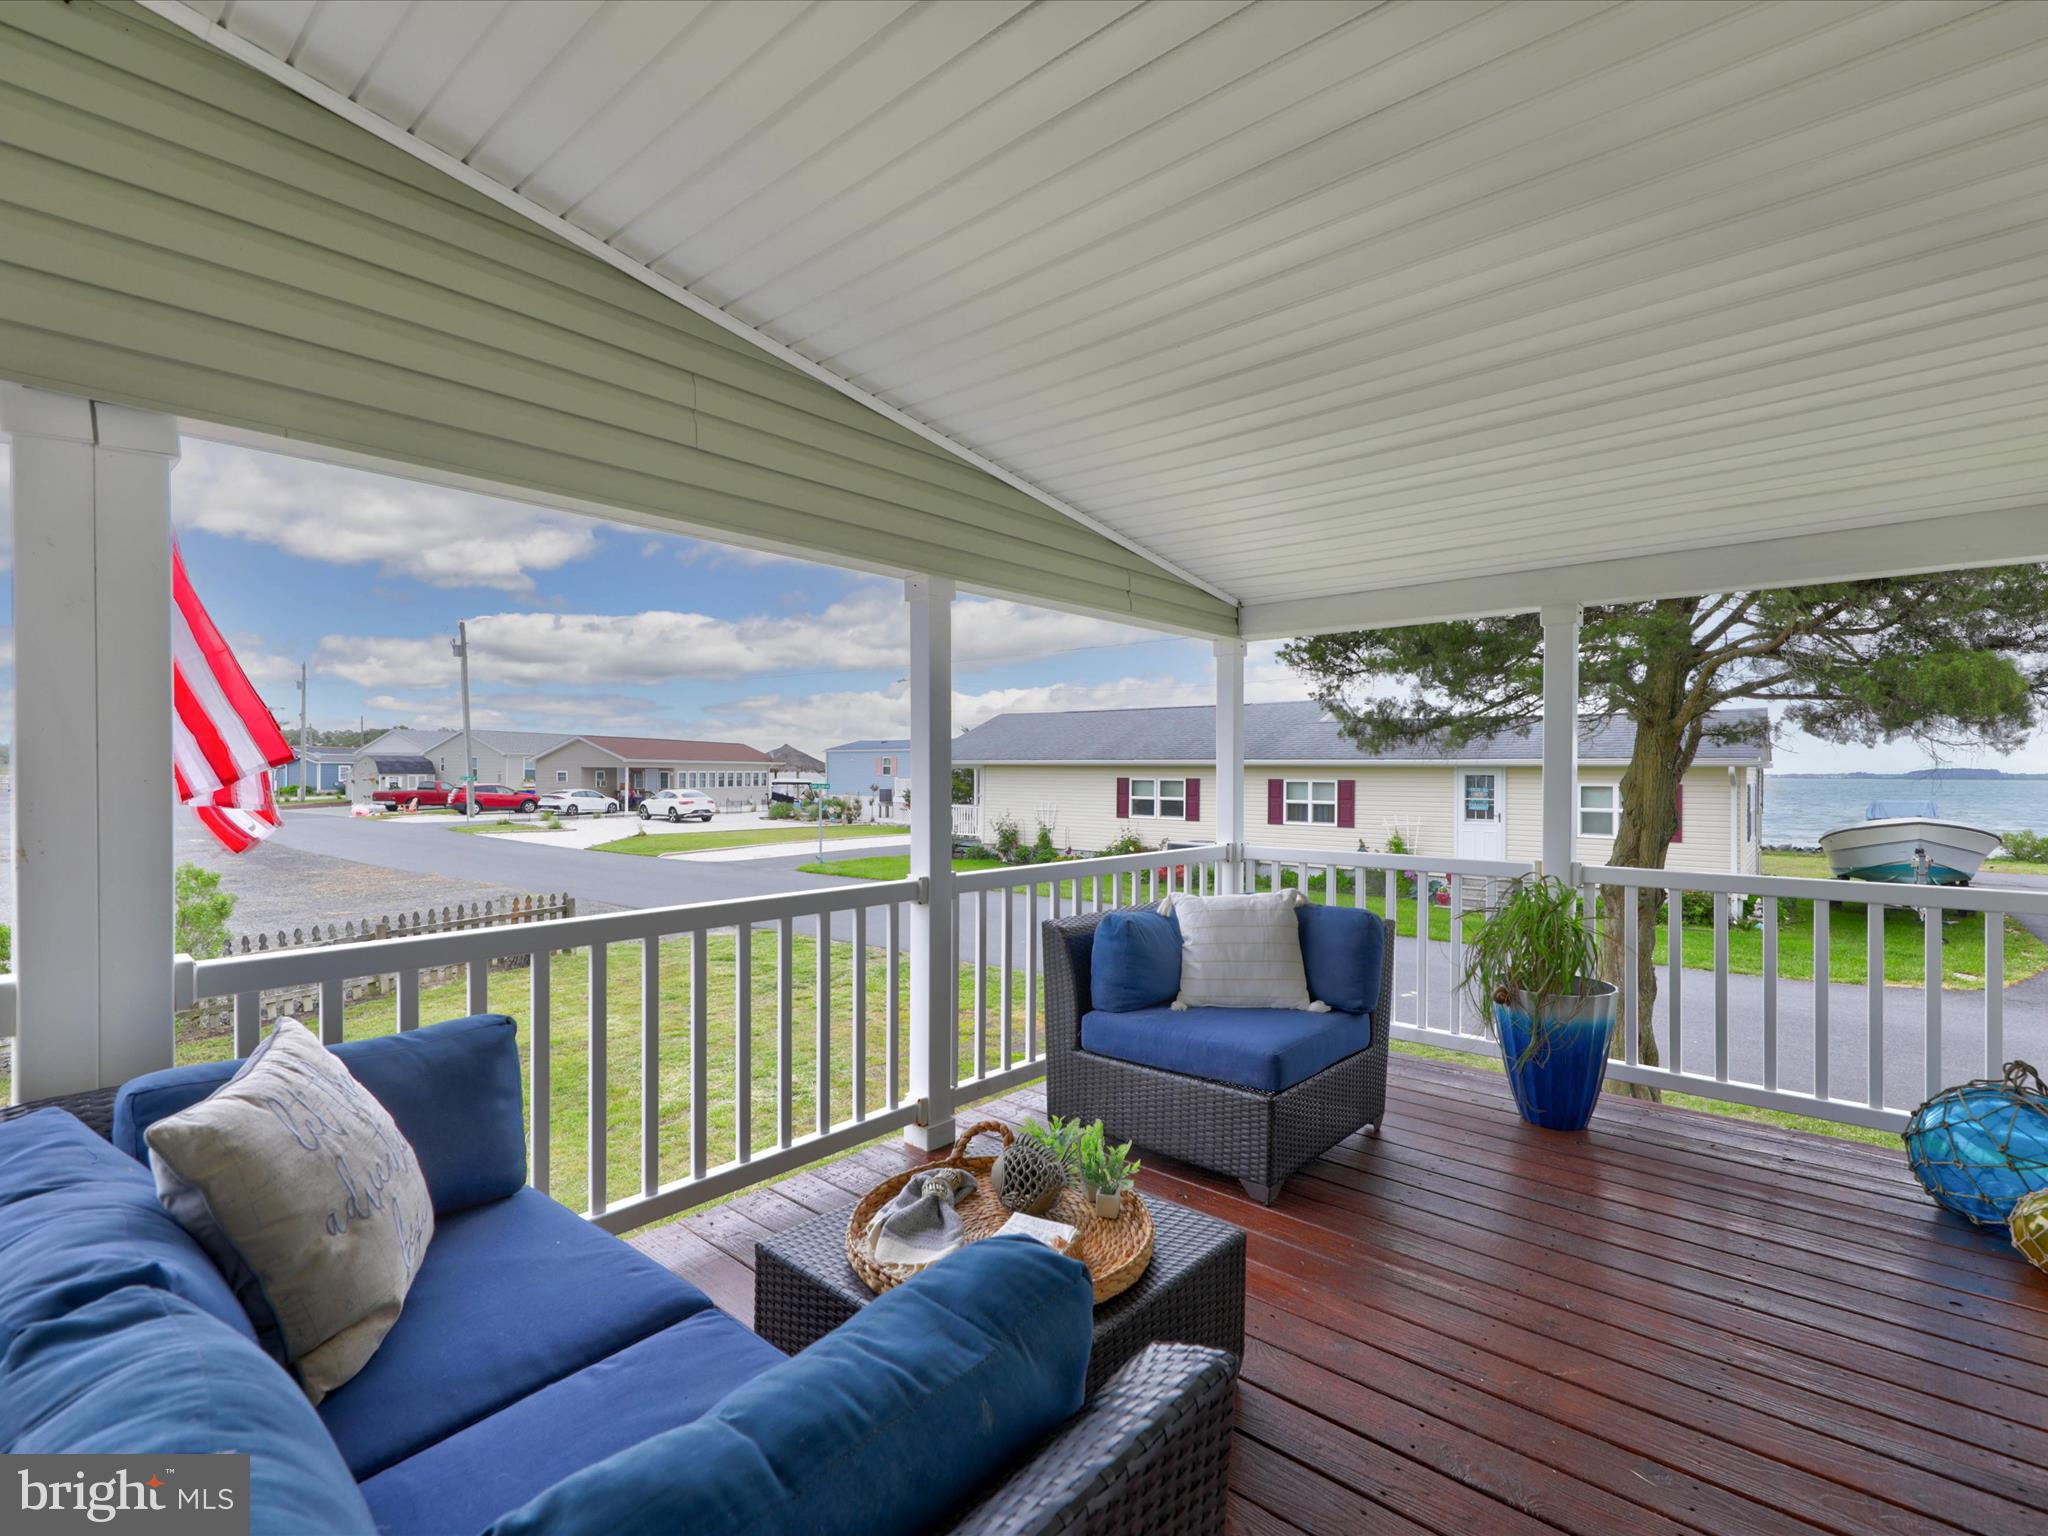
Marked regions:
[0,435,2039,773]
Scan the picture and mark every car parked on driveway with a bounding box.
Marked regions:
[638,789,715,823]
[538,788,618,816]
[371,780,457,808]
[449,783,539,813]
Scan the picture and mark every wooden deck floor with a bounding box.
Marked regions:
[629,1055,2048,1536]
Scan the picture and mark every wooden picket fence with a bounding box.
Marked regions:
[182,893,575,1037]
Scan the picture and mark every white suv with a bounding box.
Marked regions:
[638,789,715,823]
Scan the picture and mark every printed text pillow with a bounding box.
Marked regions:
[146,1019,433,1402]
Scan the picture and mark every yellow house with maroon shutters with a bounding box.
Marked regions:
[955,701,1766,877]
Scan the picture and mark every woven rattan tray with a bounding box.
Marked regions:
[846,1120,1154,1304]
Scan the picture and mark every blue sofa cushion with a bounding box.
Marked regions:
[1082,1003,1371,1093]
[1297,902,1385,1016]
[318,1186,713,1479]
[0,1286,376,1536]
[0,1108,255,1354]
[1090,907,1182,1012]
[115,1013,526,1215]
[362,1309,784,1536]
[488,1235,1092,1536]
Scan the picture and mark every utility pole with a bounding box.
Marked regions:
[297,661,309,794]
[452,622,475,821]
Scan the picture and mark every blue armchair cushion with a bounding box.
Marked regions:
[488,1235,1093,1536]
[1296,902,1386,1016]
[318,1187,714,1479]
[0,1286,376,1536]
[0,1108,255,1354]
[1082,1003,1371,1093]
[1090,907,1182,1012]
[115,1013,526,1215]
[361,1309,784,1536]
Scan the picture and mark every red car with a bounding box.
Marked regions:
[371,781,456,808]
[448,783,540,813]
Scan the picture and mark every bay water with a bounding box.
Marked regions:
[1767,775,2048,847]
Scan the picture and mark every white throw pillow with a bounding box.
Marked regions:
[1164,890,1325,1011]
[146,1019,434,1403]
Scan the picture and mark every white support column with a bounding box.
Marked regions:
[2,386,178,1100]
[1214,639,1246,891]
[1539,604,1581,884]
[904,576,956,1152]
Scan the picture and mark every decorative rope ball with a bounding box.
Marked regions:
[992,1139,1065,1217]
[2010,1188,2048,1275]
[1902,1060,2048,1227]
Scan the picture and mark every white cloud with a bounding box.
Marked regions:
[311,589,1161,691]
[701,673,1218,752]
[172,439,598,592]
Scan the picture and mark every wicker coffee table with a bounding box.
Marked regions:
[756,1192,1246,1398]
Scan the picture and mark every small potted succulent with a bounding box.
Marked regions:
[1459,874,1615,1132]
[1076,1120,1141,1219]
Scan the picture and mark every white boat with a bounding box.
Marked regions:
[1817,800,2003,885]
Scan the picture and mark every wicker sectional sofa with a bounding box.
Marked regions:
[1042,905,1392,1204]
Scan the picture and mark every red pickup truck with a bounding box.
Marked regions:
[371,781,457,809]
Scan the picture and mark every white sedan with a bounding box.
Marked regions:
[639,789,715,823]
[537,788,618,816]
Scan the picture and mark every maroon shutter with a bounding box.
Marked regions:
[1672,783,1685,843]
[1115,776,1130,818]
[1267,778,1284,824]
[1185,777,1200,822]
[1337,779,1356,829]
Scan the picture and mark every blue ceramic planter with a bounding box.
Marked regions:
[1492,982,1618,1131]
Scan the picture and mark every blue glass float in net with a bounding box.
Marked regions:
[1903,1060,2048,1226]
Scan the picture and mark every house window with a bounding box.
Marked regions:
[1128,777,1186,818]
[595,768,607,786]
[1285,779,1338,825]
[1579,784,1617,837]
[523,758,536,780]
[878,755,895,776]
[556,770,567,784]
[660,771,672,789]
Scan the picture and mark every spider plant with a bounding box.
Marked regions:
[1458,875,1606,1070]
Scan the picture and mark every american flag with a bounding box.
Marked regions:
[171,542,295,853]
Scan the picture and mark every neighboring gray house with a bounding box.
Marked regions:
[425,729,571,787]
[350,727,454,792]
[953,702,1770,875]
[825,738,908,796]
[532,734,778,808]
[273,746,353,794]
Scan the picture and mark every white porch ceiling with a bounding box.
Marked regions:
[161,0,2048,627]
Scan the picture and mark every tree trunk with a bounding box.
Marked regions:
[1597,702,1693,1099]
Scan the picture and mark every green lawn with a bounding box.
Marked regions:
[800,854,1081,898]
[593,824,901,856]
[168,930,1030,1220]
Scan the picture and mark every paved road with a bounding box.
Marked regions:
[276,810,2048,1109]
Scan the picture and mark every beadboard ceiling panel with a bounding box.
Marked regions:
[127,0,2048,622]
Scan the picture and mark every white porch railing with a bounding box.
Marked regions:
[1571,864,2044,1133]
[1252,844,2043,1134]
[174,880,920,1234]
[948,845,1230,1099]
[30,840,2044,1230]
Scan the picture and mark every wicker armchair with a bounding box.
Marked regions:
[1042,905,1392,1205]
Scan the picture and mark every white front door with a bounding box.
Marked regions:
[1454,769,1507,860]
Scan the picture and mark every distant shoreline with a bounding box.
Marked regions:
[1775,770,2048,781]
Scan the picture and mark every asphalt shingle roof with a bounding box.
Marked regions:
[577,734,774,763]
[951,700,1768,766]
[828,738,910,752]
